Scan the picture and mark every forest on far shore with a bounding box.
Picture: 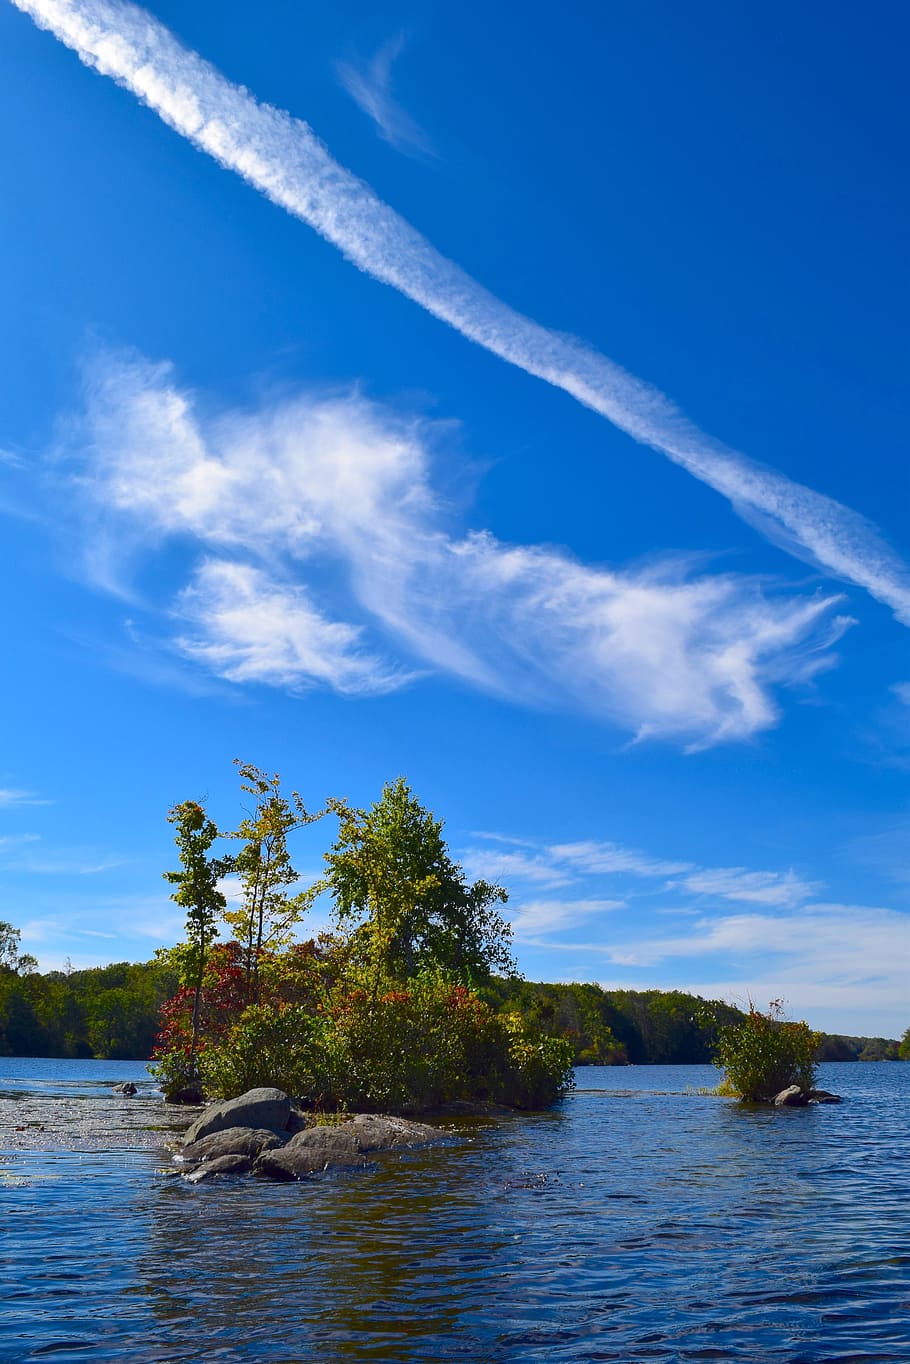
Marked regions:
[0,952,901,1065]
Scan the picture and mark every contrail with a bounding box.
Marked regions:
[11,0,910,624]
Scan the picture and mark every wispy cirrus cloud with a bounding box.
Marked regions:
[591,902,909,978]
[459,847,576,889]
[0,788,52,807]
[0,838,126,875]
[550,840,694,878]
[59,352,852,746]
[468,832,823,912]
[510,898,625,938]
[11,0,910,624]
[671,866,821,908]
[337,34,434,157]
[0,834,41,852]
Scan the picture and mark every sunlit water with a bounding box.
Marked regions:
[1,1059,908,1362]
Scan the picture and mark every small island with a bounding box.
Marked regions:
[2,765,902,1131]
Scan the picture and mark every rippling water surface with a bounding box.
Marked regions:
[1,1059,908,1362]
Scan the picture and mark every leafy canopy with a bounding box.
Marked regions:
[325,777,514,985]
[223,761,328,1002]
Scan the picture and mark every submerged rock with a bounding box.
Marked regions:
[807,1089,843,1104]
[183,1087,291,1144]
[113,1082,137,1096]
[185,1154,252,1182]
[253,1145,370,1181]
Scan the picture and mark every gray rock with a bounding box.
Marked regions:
[808,1089,843,1104]
[183,1087,292,1144]
[773,1085,808,1106]
[287,1112,444,1155]
[253,1113,446,1182]
[351,1113,445,1151]
[179,1126,287,1164]
[184,1154,252,1183]
[167,1083,204,1105]
[113,1082,137,1096]
[284,1106,311,1135]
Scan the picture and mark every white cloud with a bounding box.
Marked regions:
[13,0,910,624]
[0,830,124,876]
[671,866,820,908]
[892,682,910,705]
[633,903,910,1034]
[337,34,434,157]
[459,847,574,889]
[549,840,694,878]
[509,897,625,938]
[175,558,411,696]
[577,902,909,973]
[0,834,41,852]
[459,832,830,942]
[486,835,819,909]
[61,353,852,746]
[0,843,126,875]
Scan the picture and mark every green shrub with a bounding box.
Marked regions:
[196,1004,340,1102]
[492,1012,576,1108]
[715,1001,820,1101]
[193,971,575,1112]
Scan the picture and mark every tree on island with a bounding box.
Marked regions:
[900,1027,910,1061]
[223,761,328,1006]
[325,777,514,992]
[162,799,232,1084]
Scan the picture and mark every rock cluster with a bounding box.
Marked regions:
[173,1087,449,1183]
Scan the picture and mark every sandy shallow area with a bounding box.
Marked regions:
[0,1088,200,1152]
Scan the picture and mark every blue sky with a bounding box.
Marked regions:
[1,0,907,1035]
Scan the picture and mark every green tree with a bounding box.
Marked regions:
[325,778,514,993]
[899,1027,910,1061]
[0,920,38,975]
[223,761,325,1004]
[164,800,231,1072]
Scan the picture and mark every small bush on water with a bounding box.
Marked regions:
[715,1001,820,1101]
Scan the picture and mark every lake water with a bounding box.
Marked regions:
[1,1059,908,1362]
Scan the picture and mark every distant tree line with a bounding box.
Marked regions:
[816,1031,902,1063]
[1,924,901,1065]
[0,925,177,1059]
[481,978,903,1065]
